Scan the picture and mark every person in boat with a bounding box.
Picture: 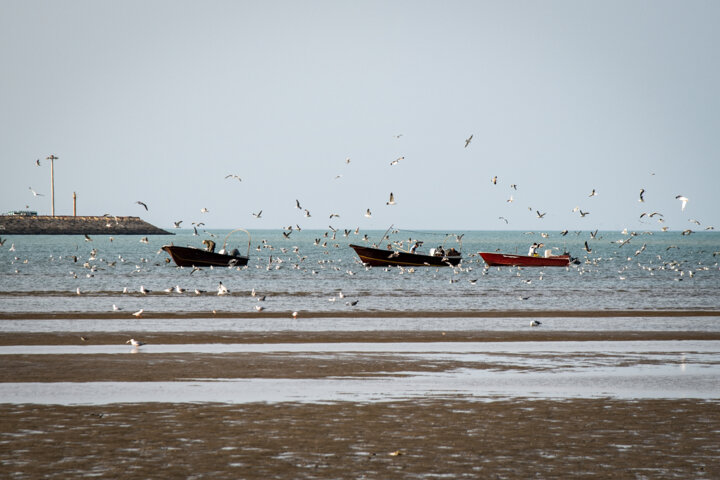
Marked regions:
[528,242,539,257]
[446,247,459,257]
[202,239,216,253]
[410,241,422,254]
[434,246,445,257]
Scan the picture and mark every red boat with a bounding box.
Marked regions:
[479,251,573,267]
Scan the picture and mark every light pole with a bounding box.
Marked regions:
[46,155,58,216]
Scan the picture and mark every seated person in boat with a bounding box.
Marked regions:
[202,239,216,253]
[528,243,539,257]
[446,247,459,257]
[433,246,445,257]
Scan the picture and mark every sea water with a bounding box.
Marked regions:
[0,229,718,315]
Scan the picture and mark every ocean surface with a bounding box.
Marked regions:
[1,229,719,316]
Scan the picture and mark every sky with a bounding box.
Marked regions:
[1,0,719,232]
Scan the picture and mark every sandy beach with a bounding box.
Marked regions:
[1,328,719,478]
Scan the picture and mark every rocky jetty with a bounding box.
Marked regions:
[0,215,172,235]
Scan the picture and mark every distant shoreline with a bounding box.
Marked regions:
[0,215,172,235]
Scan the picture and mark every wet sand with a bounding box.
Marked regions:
[2,329,719,478]
[2,399,718,479]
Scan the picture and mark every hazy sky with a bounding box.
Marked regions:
[2,0,719,232]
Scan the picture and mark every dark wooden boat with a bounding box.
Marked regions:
[349,244,462,267]
[162,228,251,268]
[479,251,572,267]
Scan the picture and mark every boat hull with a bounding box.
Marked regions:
[349,244,461,267]
[162,245,249,268]
[479,252,571,267]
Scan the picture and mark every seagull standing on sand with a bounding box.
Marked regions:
[132,309,144,317]
[126,338,145,347]
[530,320,542,327]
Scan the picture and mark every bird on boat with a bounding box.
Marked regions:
[29,187,44,196]
[464,134,473,148]
[675,195,689,211]
[135,201,148,211]
[386,192,396,205]
[126,338,145,347]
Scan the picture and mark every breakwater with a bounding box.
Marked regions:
[0,216,171,235]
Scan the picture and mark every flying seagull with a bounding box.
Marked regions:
[224,174,241,181]
[35,159,41,166]
[675,195,689,211]
[135,201,148,211]
[29,187,44,197]
[252,210,263,218]
[536,211,546,219]
[464,134,473,148]
[200,207,209,213]
[173,220,183,228]
[589,189,597,197]
[639,189,645,202]
[390,156,403,166]
[295,199,302,209]
[365,208,372,218]
[386,192,396,205]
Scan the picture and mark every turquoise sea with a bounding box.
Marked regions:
[1,229,719,316]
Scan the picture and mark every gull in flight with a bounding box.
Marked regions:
[675,195,689,211]
[345,157,351,164]
[29,187,44,197]
[135,201,148,211]
[173,220,183,228]
[639,189,645,202]
[390,156,404,166]
[35,159,41,166]
[295,199,302,209]
[536,211,546,219]
[492,176,497,185]
[252,210,263,219]
[579,210,590,217]
[200,207,209,213]
[386,192,396,205]
[365,208,372,218]
[304,209,311,218]
[464,134,473,148]
[224,174,241,182]
[589,189,597,197]
[126,338,145,346]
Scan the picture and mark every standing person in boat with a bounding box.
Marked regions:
[528,242,539,257]
[202,239,216,253]
[410,241,422,254]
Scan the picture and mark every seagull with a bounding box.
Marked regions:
[139,237,149,243]
[84,234,93,242]
[140,285,150,294]
[292,311,298,318]
[329,213,340,219]
[132,309,144,318]
[255,305,264,312]
[365,209,372,218]
[173,220,183,228]
[579,210,590,217]
[492,176,497,185]
[112,304,121,311]
[35,159,41,166]
[390,156,404,166]
[135,201,148,211]
[386,192,396,205]
[295,199,302,209]
[675,195,689,211]
[530,320,542,327]
[536,211,546,219]
[584,241,592,253]
[639,189,645,202]
[29,187,44,197]
[510,184,518,190]
[126,338,145,346]
[464,134,473,148]
[304,209,311,218]
[498,216,509,224]
[345,157,351,164]
[217,281,229,295]
[507,195,514,203]
[200,207,209,214]
[224,174,241,181]
[589,189,597,197]
[252,210,263,219]
[80,336,88,342]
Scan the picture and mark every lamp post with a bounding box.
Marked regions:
[46,155,58,216]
